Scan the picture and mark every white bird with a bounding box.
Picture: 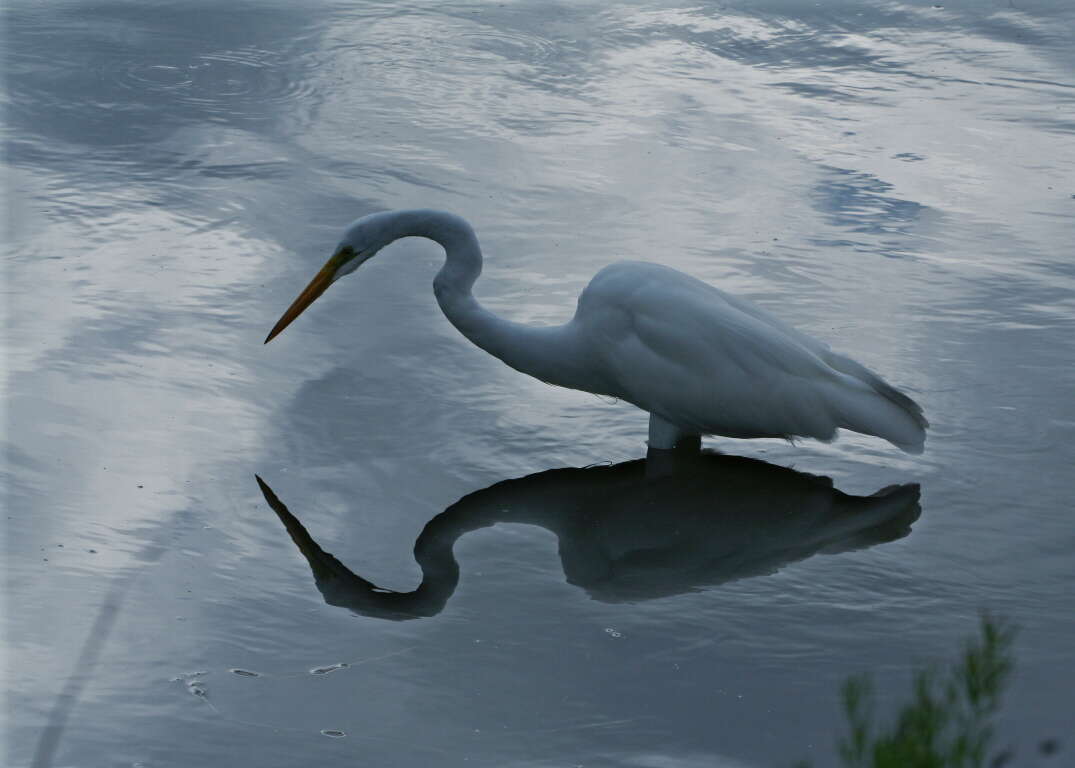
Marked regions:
[266,209,927,453]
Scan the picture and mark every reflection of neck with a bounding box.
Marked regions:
[258,468,607,620]
[369,470,628,617]
[259,477,457,620]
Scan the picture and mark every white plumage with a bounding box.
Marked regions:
[266,209,927,454]
[573,261,926,451]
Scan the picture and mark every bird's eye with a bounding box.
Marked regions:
[331,245,357,265]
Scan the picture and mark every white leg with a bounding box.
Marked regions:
[647,412,700,451]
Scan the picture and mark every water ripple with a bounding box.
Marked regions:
[102,46,320,118]
[6,1,1075,766]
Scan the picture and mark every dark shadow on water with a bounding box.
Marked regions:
[256,450,921,621]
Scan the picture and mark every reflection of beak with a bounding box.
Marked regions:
[255,475,338,580]
[264,256,338,343]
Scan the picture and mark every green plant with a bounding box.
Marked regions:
[798,614,1031,768]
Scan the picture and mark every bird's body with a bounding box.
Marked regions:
[267,209,927,453]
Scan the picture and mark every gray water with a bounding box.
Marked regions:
[4,1,1074,766]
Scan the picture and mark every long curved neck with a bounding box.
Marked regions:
[384,210,591,391]
[384,209,484,294]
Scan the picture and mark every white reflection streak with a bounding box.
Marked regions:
[31,543,170,768]
[537,717,645,733]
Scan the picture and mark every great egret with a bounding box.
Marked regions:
[255,454,920,619]
[266,210,927,452]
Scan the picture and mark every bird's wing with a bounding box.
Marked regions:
[717,278,926,429]
[575,262,850,440]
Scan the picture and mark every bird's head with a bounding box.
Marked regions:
[264,213,395,343]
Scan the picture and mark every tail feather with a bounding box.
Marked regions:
[823,355,928,453]
[826,352,928,429]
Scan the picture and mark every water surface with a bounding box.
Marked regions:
[4,1,1075,766]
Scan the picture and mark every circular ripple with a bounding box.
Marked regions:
[456,28,560,67]
[357,15,561,73]
[124,64,193,90]
[105,45,318,118]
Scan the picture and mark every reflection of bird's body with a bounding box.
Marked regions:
[256,452,921,619]
[267,210,927,452]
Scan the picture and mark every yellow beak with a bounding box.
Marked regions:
[264,257,338,344]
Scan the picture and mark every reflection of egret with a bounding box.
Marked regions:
[255,451,921,620]
[265,210,927,452]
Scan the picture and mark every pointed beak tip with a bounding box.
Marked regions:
[263,258,338,348]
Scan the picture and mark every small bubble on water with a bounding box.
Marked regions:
[171,670,207,683]
[320,729,346,738]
